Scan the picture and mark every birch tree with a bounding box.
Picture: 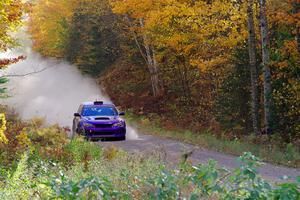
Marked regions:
[110,0,161,96]
[139,19,160,97]
[247,0,260,134]
[293,0,300,54]
[259,0,273,133]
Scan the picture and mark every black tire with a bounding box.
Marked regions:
[78,127,85,136]
[119,136,126,141]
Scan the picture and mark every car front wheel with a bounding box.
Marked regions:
[119,136,126,141]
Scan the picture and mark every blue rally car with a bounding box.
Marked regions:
[72,101,126,140]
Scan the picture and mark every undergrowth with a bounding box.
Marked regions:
[0,142,299,199]
[0,110,299,199]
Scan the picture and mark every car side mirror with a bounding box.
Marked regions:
[74,113,81,117]
[119,111,125,116]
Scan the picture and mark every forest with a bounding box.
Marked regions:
[0,0,299,199]
[28,0,299,145]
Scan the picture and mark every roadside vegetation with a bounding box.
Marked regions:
[0,109,299,199]
[125,111,300,168]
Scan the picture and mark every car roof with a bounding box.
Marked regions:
[82,102,115,107]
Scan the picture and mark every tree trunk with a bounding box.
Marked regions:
[293,1,300,55]
[259,0,272,133]
[152,49,160,96]
[125,15,160,96]
[125,15,148,63]
[297,28,300,55]
[247,0,260,134]
[139,19,160,96]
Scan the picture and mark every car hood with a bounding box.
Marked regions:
[82,116,123,124]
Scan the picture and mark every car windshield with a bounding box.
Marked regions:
[82,106,118,117]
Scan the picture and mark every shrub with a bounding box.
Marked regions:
[64,137,102,164]
[0,113,7,144]
[1,141,300,200]
[0,114,70,168]
[49,174,130,199]
[0,109,299,199]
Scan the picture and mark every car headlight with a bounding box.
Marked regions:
[113,121,124,128]
[83,122,95,128]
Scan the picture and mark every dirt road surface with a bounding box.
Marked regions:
[100,133,300,182]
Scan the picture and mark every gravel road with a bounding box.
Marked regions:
[100,133,300,182]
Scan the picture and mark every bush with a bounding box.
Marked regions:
[0,110,299,199]
[0,116,70,168]
[65,137,102,164]
[1,150,299,199]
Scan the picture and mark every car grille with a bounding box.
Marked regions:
[95,117,110,120]
[93,131,114,135]
[94,124,113,128]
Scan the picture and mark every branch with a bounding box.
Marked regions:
[0,65,55,78]
[0,56,26,68]
[216,171,233,185]
[124,15,148,64]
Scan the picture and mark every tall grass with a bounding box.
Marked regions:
[0,142,299,199]
[0,111,299,199]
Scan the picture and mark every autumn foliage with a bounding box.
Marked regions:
[0,56,26,68]
[0,0,26,98]
[0,108,70,167]
[0,1,299,197]
[0,0,24,51]
[28,0,300,144]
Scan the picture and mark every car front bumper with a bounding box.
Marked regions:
[83,127,126,139]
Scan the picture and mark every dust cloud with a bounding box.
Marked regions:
[0,29,139,140]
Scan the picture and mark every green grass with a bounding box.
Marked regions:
[1,109,299,199]
[1,137,299,199]
[0,137,163,199]
[125,111,300,168]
